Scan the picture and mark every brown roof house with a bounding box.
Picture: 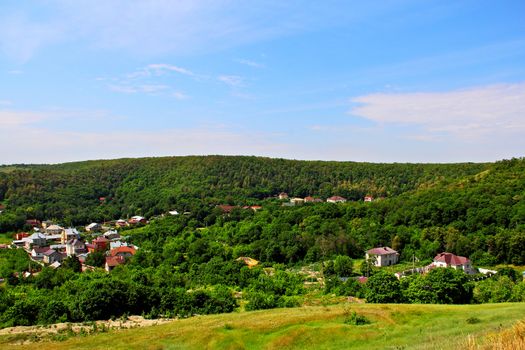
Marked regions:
[366,247,400,267]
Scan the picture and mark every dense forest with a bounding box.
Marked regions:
[0,155,488,230]
[0,156,524,327]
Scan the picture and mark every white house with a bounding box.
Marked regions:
[85,222,102,232]
[366,246,400,267]
[327,196,347,203]
[432,252,475,274]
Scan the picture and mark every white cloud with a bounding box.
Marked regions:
[172,91,189,100]
[350,82,525,140]
[236,59,264,68]
[146,63,194,77]
[218,75,244,87]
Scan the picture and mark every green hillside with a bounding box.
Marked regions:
[0,155,489,230]
[1,303,524,350]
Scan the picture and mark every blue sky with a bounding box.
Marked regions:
[1,0,524,164]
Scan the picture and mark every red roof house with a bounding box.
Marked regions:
[110,246,136,258]
[432,252,474,273]
[326,196,347,203]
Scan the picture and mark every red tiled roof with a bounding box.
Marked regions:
[433,252,469,266]
[367,246,398,255]
[110,246,136,256]
[327,196,346,201]
[93,236,109,243]
[105,255,125,267]
[218,205,236,213]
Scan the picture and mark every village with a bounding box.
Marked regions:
[6,217,142,273]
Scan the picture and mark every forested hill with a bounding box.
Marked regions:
[0,155,505,230]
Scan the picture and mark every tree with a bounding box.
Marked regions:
[334,255,353,277]
[365,271,403,303]
[62,256,82,273]
[85,251,106,268]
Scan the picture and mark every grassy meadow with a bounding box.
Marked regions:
[1,303,524,350]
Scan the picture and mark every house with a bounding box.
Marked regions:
[66,239,86,256]
[43,249,65,264]
[278,192,289,200]
[366,246,400,267]
[128,216,147,224]
[105,255,126,272]
[31,246,51,260]
[85,222,102,232]
[87,236,109,253]
[63,228,80,243]
[14,232,30,240]
[290,197,304,205]
[109,246,136,258]
[26,232,47,249]
[364,196,373,202]
[327,196,347,203]
[249,205,262,211]
[169,210,179,215]
[46,224,64,235]
[432,252,474,273]
[0,244,9,249]
[116,219,128,227]
[103,230,120,240]
[217,205,236,214]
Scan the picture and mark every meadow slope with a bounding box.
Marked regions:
[1,303,524,350]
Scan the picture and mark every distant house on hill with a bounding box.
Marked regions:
[43,249,65,264]
[364,196,373,202]
[26,232,47,249]
[278,192,289,200]
[85,222,102,232]
[105,246,137,272]
[116,219,128,227]
[327,196,347,203]
[129,216,147,224]
[366,246,399,267]
[218,205,236,214]
[46,224,64,235]
[431,252,475,274]
[110,246,136,258]
[31,246,51,260]
[290,197,304,205]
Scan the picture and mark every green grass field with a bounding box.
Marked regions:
[1,303,524,350]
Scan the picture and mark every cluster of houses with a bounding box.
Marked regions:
[279,192,374,206]
[365,246,478,276]
[10,220,138,272]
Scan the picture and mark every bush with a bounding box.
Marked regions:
[344,310,370,326]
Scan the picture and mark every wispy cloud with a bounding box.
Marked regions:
[236,58,264,68]
[7,70,23,75]
[350,82,525,140]
[106,63,193,98]
[0,100,12,106]
[0,1,347,61]
[218,75,244,87]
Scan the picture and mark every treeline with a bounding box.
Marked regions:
[0,155,488,230]
[0,248,303,327]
